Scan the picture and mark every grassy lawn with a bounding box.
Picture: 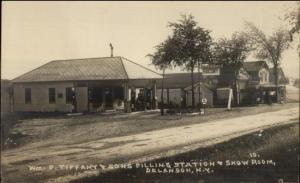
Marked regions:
[1,102,298,151]
[76,122,299,183]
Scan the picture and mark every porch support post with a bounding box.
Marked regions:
[102,89,105,109]
[237,82,240,105]
[167,88,170,105]
[143,87,147,111]
[111,88,115,109]
[123,82,131,113]
[87,82,90,112]
[73,82,77,113]
[152,80,158,109]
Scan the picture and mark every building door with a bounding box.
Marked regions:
[66,87,76,113]
[104,88,113,109]
[75,87,88,112]
[88,87,103,111]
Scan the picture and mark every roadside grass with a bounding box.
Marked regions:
[1,113,25,149]
[76,122,299,183]
[286,85,299,102]
[1,103,298,151]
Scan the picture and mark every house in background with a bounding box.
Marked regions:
[244,61,270,86]
[243,61,287,104]
[11,56,162,113]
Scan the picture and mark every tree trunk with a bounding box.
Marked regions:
[161,69,165,115]
[191,68,195,110]
[274,65,280,103]
[198,61,201,111]
[233,69,239,106]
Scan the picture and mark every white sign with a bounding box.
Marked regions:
[227,89,233,110]
[202,98,207,104]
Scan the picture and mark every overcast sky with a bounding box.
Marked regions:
[2,1,299,79]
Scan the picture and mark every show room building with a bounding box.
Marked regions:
[11,56,162,113]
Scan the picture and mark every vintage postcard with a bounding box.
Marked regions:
[1,1,299,183]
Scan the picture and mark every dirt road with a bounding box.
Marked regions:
[2,107,299,183]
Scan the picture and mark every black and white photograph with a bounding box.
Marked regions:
[1,1,299,183]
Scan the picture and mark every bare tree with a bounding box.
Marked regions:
[245,22,291,102]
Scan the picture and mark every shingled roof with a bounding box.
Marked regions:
[156,73,220,89]
[12,57,162,83]
[243,61,269,72]
[157,73,202,89]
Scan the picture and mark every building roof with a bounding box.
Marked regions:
[219,67,249,82]
[12,56,162,83]
[156,73,219,89]
[157,73,203,89]
[243,61,269,72]
[184,82,214,91]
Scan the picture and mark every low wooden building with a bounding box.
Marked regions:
[157,73,216,108]
[184,82,214,107]
[11,56,162,113]
[217,66,250,106]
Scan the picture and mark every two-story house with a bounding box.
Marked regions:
[243,61,286,104]
[244,61,270,86]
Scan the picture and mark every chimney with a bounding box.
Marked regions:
[109,43,114,57]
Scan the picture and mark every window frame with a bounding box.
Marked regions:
[25,88,31,104]
[259,69,269,84]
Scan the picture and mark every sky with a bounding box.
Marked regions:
[2,1,299,79]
